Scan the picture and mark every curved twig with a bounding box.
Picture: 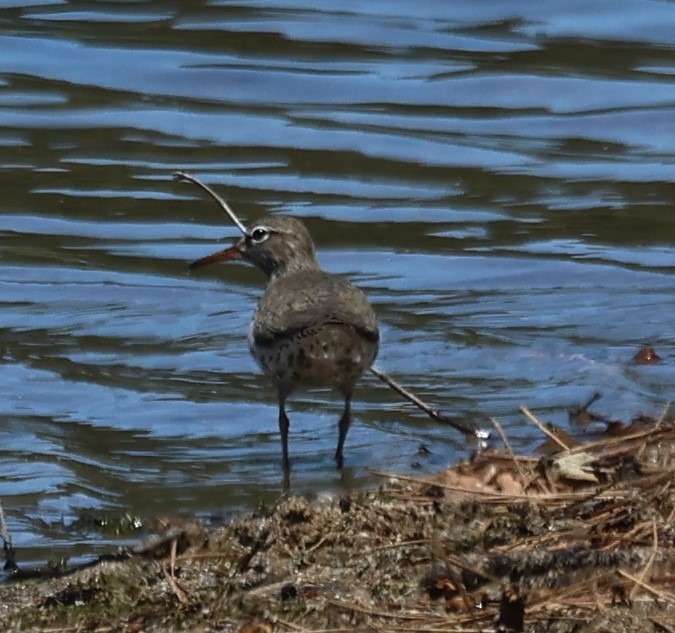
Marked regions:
[173,171,247,234]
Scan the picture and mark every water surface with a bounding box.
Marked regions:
[0,0,673,565]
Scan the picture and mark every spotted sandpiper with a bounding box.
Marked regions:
[178,173,379,482]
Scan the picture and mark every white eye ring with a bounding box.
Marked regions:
[249,226,270,243]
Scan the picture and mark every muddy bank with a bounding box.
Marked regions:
[1,413,674,633]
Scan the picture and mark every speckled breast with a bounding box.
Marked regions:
[248,322,378,397]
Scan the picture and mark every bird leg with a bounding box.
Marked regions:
[335,396,352,469]
[278,393,291,488]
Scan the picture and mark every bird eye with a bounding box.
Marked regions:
[249,226,270,243]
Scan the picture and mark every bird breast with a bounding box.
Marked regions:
[250,321,377,397]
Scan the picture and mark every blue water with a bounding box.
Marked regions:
[0,0,672,565]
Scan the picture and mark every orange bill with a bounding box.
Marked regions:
[189,245,241,270]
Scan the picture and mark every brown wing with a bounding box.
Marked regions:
[252,270,379,347]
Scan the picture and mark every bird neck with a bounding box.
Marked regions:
[268,256,320,281]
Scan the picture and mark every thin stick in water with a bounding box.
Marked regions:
[173,171,248,235]
[368,365,479,439]
[520,405,570,451]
